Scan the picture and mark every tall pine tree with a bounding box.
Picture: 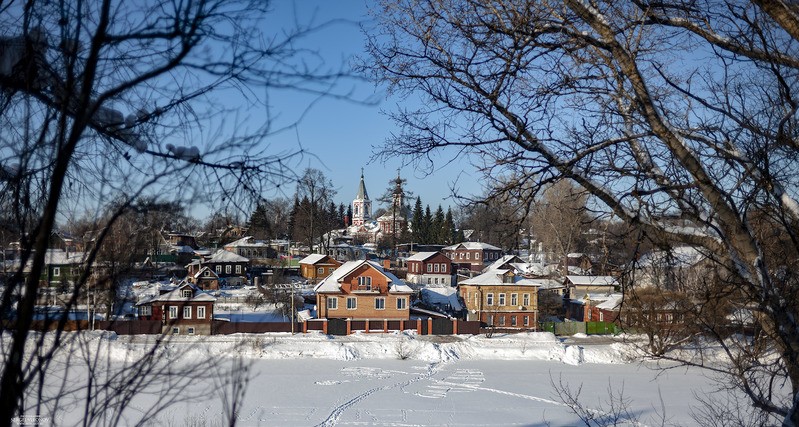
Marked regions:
[411,197,424,244]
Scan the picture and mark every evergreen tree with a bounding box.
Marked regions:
[287,197,299,241]
[248,203,272,240]
[422,205,433,245]
[432,205,445,244]
[444,208,456,245]
[411,197,424,244]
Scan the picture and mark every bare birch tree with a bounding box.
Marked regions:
[364,0,799,424]
[0,0,357,424]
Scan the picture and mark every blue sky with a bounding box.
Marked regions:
[250,0,480,211]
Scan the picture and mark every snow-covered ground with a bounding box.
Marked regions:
[24,330,758,426]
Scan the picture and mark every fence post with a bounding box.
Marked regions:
[417,318,422,334]
[427,317,433,335]
[302,321,307,334]
[452,318,458,335]
[364,319,369,333]
[383,319,387,333]
[323,319,328,335]
[346,319,351,335]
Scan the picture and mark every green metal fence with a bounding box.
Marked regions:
[539,321,619,336]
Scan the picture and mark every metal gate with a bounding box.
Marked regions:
[328,318,348,336]
[431,318,453,335]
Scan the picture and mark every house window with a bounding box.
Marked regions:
[347,297,357,310]
[441,263,447,273]
[328,297,338,310]
[523,316,529,326]
[235,265,242,274]
[486,293,494,306]
[475,252,480,260]
[523,293,530,306]
[53,267,60,277]
[139,305,151,316]
[187,327,195,335]
[600,312,604,321]
[498,316,505,326]
[397,297,407,310]
[466,253,470,260]
[434,278,439,285]
[375,298,385,310]
[511,293,518,306]
[498,293,506,306]
[183,306,192,319]
[204,271,210,277]
[317,267,324,276]
[171,327,180,334]
[427,264,432,273]
[487,315,494,326]
[427,278,432,284]
[182,289,192,298]
[197,306,206,319]
[169,306,178,319]
[434,264,439,273]
[225,265,231,274]
[358,276,372,289]
[216,265,222,274]
[511,316,517,327]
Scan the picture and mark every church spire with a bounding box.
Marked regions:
[352,168,372,227]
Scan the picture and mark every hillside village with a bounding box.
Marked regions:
[0,170,732,340]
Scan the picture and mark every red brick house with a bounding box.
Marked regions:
[314,259,413,320]
[299,254,342,281]
[136,282,216,335]
[405,251,455,287]
[442,242,503,272]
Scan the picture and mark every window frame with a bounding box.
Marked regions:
[327,297,338,310]
[498,293,506,306]
[486,293,494,306]
[523,293,530,306]
[197,306,206,319]
[396,297,407,310]
[375,297,386,310]
[52,267,61,277]
[183,306,192,319]
[346,297,357,310]
[511,293,518,306]
[169,306,178,319]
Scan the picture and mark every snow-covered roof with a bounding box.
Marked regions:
[407,252,439,262]
[225,236,268,247]
[207,249,249,263]
[421,287,463,311]
[459,269,541,288]
[634,246,706,269]
[149,282,216,303]
[314,259,412,293]
[595,294,624,310]
[484,255,521,271]
[566,275,618,287]
[193,266,218,279]
[299,254,329,265]
[42,249,87,265]
[443,242,501,251]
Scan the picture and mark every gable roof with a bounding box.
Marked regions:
[407,251,441,262]
[314,259,412,293]
[193,266,219,279]
[207,249,249,263]
[299,254,328,265]
[484,254,522,271]
[443,242,501,251]
[144,282,217,303]
[459,269,541,288]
